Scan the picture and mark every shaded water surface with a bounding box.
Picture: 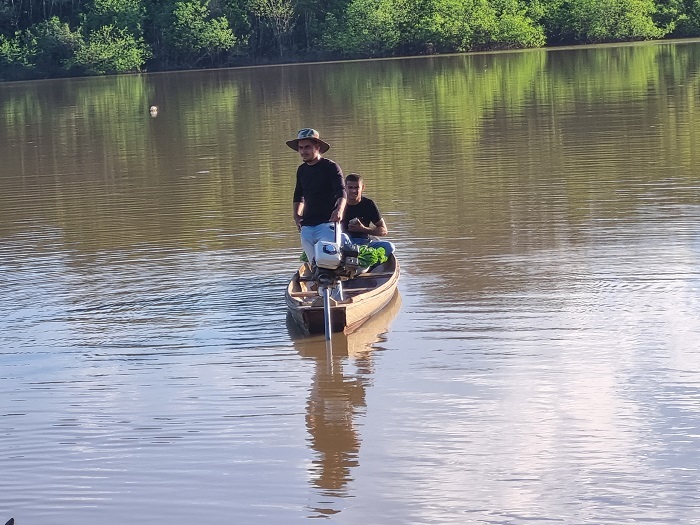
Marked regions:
[1,40,700,523]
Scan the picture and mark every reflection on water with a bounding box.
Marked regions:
[1,40,700,524]
[289,293,401,517]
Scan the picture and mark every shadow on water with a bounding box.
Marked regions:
[286,292,402,518]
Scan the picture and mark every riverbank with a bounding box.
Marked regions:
[2,0,699,82]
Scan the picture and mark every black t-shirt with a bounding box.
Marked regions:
[342,197,382,240]
[293,158,345,227]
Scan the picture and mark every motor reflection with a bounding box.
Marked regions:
[288,292,401,516]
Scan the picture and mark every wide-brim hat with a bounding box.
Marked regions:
[286,128,330,154]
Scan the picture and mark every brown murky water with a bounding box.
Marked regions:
[1,40,700,523]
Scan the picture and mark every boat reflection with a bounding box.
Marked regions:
[287,291,401,516]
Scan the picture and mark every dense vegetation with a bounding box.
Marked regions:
[0,0,699,79]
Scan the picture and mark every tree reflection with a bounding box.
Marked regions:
[287,292,401,517]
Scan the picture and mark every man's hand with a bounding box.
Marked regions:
[329,208,342,223]
[348,217,367,233]
[293,201,304,232]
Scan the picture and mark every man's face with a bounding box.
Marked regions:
[346,180,364,204]
[297,139,321,163]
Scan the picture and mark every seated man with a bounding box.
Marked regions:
[341,173,395,256]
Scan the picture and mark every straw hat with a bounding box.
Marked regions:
[286,128,330,153]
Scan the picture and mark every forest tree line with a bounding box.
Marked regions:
[1,0,699,80]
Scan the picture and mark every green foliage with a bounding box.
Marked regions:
[249,0,295,56]
[670,0,700,35]
[423,0,501,51]
[30,17,82,73]
[324,0,544,57]
[0,28,41,79]
[292,0,345,53]
[322,0,401,57]
[492,0,546,48]
[219,0,252,43]
[0,3,19,35]
[559,0,668,42]
[358,246,388,267]
[71,24,151,74]
[159,0,237,67]
[82,0,146,34]
[652,0,684,32]
[389,0,441,54]
[0,32,35,69]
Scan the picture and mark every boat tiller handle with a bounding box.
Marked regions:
[334,221,341,246]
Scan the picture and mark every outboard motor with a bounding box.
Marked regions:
[314,240,342,270]
[339,243,361,278]
[310,224,361,341]
[313,225,361,281]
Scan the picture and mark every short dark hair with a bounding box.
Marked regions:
[346,173,363,184]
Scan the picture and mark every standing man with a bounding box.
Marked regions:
[342,173,395,256]
[288,128,347,264]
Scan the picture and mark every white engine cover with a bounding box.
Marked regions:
[314,241,342,269]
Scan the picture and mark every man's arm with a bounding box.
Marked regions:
[372,218,388,236]
[330,196,346,223]
[293,201,304,231]
[348,217,388,236]
[329,161,346,223]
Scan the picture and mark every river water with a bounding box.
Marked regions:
[1,40,700,524]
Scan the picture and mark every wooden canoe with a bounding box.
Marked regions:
[285,255,400,335]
